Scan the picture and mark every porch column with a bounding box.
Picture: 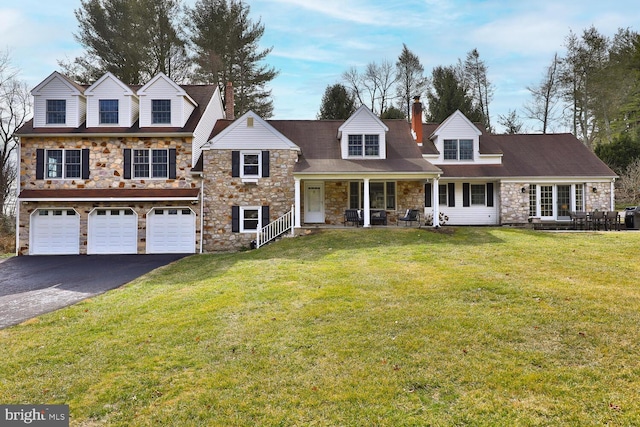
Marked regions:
[294,178,301,228]
[363,178,371,227]
[432,177,440,228]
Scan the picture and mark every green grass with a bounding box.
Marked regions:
[1,228,640,426]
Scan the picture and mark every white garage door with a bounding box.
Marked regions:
[88,208,138,254]
[147,208,196,253]
[30,209,80,255]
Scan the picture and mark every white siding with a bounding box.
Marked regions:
[138,76,194,128]
[209,113,299,151]
[85,76,138,127]
[32,76,85,128]
[192,86,225,165]
[339,107,387,159]
[428,182,499,226]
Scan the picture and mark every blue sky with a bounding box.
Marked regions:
[1,0,639,132]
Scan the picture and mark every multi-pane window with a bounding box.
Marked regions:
[46,100,66,124]
[443,139,473,160]
[45,149,81,178]
[575,184,584,212]
[99,99,119,124]
[470,184,486,205]
[133,149,169,178]
[348,135,363,156]
[151,99,171,124]
[439,184,448,205]
[540,185,554,217]
[348,134,380,157]
[529,185,537,217]
[242,152,260,177]
[241,207,260,232]
[349,181,396,210]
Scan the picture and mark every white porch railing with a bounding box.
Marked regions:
[255,205,294,248]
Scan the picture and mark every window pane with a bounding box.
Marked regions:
[242,209,259,230]
[242,153,259,176]
[99,99,119,124]
[557,185,571,218]
[46,150,63,178]
[349,182,360,209]
[470,184,486,205]
[364,135,379,156]
[529,185,537,217]
[370,182,384,209]
[151,99,171,124]
[152,149,168,178]
[575,184,584,212]
[46,100,66,124]
[348,135,363,156]
[459,140,473,160]
[65,150,81,178]
[386,182,396,209]
[439,184,447,205]
[133,149,149,178]
[443,140,457,160]
[540,185,553,217]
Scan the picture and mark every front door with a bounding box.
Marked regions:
[304,181,325,223]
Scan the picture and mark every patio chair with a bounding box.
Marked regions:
[397,209,421,227]
[570,211,587,230]
[605,211,620,231]
[590,210,605,230]
[344,209,363,227]
[370,210,387,225]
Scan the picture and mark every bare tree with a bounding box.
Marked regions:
[497,109,523,134]
[395,44,428,122]
[463,49,494,132]
[524,53,561,133]
[617,158,640,205]
[0,51,31,216]
[342,60,397,116]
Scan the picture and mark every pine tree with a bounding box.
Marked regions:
[317,84,356,120]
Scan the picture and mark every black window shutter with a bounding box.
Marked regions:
[448,183,455,207]
[123,149,131,179]
[36,149,44,180]
[424,183,432,208]
[81,149,90,179]
[261,151,270,177]
[261,205,270,228]
[231,206,240,232]
[463,183,470,207]
[486,183,494,207]
[169,148,177,179]
[231,151,240,177]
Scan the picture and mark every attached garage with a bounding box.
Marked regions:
[30,209,80,255]
[146,207,196,253]
[88,208,138,254]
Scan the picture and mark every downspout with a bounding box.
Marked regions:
[14,137,21,256]
[199,179,204,254]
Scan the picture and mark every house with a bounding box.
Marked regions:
[15,72,617,255]
[16,71,224,255]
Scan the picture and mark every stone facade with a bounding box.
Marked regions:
[201,149,297,252]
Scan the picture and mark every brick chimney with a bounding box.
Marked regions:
[411,96,423,145]
[225,82,234,120]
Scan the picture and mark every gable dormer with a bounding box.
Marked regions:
[31,71,86,128]
[84,72,139,128]
[428,110,483,164]
[137,72,196,128]
[338,106,389,159]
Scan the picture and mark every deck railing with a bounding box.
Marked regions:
[255,205,294,248]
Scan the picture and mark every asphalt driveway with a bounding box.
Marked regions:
[0,254,188,329]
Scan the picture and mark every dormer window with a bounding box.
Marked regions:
[444,139,473,160]
[151,99,171,124]
[46,100,66,124]
[99,99,119,124]
[348,134,380,157]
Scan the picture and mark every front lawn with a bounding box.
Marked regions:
[1,228,639,426]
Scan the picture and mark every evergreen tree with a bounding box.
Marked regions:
[188,0,277,118]
[61,0,187,84]
[317,84,356,120]
[426,66,482,123]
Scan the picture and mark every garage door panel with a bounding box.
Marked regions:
[31,209,80,255]
[88,209,138,254]
[147,208,195,253]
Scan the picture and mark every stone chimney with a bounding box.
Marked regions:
[225,82,234,120]
[411,96,423,145]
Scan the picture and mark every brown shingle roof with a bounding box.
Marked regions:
[19,188,200,200]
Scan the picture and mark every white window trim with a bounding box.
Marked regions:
[347,134,381,159]
[45,149,82,179]
[99,99,119,125]
[443,139,474,161]
[528,183,586,220]
[349,181,396,210]
[240,206,261,233]
[132,148,169,179]
[240,150,262,179]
